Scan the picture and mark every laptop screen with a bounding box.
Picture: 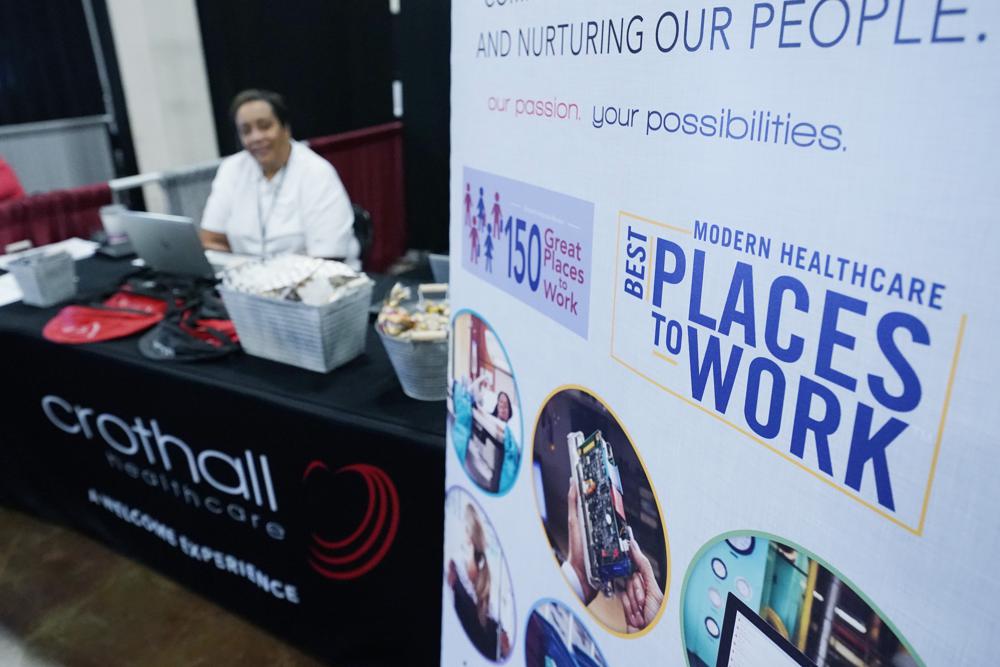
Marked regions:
[120,210,216,278]
[716,594,815,667]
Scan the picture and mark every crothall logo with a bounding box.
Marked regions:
[41,395,286,540]
[302,461,399,581]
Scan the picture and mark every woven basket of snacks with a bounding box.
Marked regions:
[219,255,373,373]
[376,282,449,401]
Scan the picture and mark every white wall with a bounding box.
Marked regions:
[105,0,218,211]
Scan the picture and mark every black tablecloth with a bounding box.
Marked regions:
[0,256,446,666]
[2,255,444,445]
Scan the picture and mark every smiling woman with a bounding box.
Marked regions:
[232,91,293,180]
[198,89,360,266]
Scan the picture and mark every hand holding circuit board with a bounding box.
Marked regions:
[566,430,662,632]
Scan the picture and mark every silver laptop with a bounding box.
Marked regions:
[120,211,215,278]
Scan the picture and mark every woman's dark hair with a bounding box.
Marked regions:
[229,89,290,127]
[492,391,512,420]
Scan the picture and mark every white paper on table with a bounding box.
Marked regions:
[0,237,99,271]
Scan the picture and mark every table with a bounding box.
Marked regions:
[0,255,446,666]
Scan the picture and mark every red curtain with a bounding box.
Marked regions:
[0,183,111,250]
[308,122,406,272]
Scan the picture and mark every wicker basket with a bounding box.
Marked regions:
[9,251,76,307]
[377,327,449,401]
[219,278,373,373]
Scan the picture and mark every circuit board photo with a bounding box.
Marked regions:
[569,430,633,596]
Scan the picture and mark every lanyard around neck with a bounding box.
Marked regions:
[257,164,289,258]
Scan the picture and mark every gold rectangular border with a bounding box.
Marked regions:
[611,210,965,536]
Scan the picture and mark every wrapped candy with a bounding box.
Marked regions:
[376,282,449,342]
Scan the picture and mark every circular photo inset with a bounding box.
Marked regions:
[448,311,523,495]
[532,386,669,636]
[525,599,609,667]
[682,532,924,667]
[443,486,516,663]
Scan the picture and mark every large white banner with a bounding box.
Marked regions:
[443,2,1000,665]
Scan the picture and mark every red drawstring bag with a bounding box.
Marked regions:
[42,292,167,344]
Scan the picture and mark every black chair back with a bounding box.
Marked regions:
[352,203,373,265]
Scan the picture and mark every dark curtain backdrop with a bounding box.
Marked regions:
[0,1,104,125]
[196,0,394,155]
[196,0,451,253]
[397,2,450,253]
[0,1,141,198]
[89,0,144,195]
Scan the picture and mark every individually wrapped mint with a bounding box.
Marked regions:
[376,282,449,341]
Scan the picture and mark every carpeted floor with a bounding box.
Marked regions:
[0,506,326,667]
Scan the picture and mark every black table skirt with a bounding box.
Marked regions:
[0,256,446,666]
